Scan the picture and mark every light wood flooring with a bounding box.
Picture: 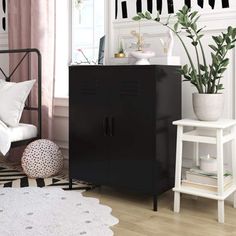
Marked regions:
[83,187,236,236]
[2,157,236,236]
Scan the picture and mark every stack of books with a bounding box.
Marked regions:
[182,167,232,193]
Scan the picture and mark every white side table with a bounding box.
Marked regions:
[173,119,236,223]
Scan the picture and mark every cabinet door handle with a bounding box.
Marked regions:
[103,117,109,136]
[109,117,114,137]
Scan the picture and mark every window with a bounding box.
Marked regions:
[54,0,105,97]
[71,0,105,64]
[54,0,70,98]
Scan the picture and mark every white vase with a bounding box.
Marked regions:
[130,51,155,65]
[192,93,224,121]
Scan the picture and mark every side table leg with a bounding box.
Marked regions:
[174,192,180,213]
[217,129,224,223]
[218,200,225,223]
[231,126,236,208]
[173,125,183,213]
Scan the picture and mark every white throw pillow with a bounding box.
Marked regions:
[0,79,36,127]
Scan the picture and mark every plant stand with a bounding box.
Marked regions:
[172,119,236,223]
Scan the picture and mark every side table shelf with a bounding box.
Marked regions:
[173,119,236,223]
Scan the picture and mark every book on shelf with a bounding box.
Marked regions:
[186,169,232,186]
[188,167,231,177]
[182,167,233,192]
[181,179,233,193]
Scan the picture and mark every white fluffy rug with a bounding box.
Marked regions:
[0,188,119,236]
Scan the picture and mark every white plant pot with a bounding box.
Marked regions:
[192,93,224,121]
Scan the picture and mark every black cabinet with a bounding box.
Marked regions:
[69,65,181,210]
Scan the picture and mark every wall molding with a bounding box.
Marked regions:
[0,33,8,48]
[54,97,69,107]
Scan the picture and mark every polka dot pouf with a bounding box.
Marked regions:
[22,139,63,178]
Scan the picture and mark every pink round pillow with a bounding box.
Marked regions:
[22,139,63,178]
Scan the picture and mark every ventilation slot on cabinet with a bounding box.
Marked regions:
[79,80,98,95]
[120,81,140,96]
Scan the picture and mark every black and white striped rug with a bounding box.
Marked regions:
[0,166,92,191]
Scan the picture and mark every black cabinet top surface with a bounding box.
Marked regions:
[69,64,179,69]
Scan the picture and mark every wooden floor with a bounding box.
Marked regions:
[83,187,236,236]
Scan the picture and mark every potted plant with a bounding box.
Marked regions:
[133,5,236,121]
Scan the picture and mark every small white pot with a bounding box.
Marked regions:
[192,93,224,121]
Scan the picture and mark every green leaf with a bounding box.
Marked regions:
[190,11,198,20]
[200,64,206,71]
[212,36,222,45]
[137,12,145,18]
[193,15,200,24]
[197,27,205,34]
[226,36,231,44]
[182,64,188,74]
[218,36,223,44]
[145,11,152,20]
[197,35,204,40]
[174,23,179,32]
[216,84,224,90]
[191,23,197,31]
[218,67,227,74]
[182,5,189,15]
[221,58,229,67]
[228,26,233,34]
[209,45,218,51]
[211,52,218,64]
[192,41,198,46]
[132,16,141,21]
[232,28,236,39]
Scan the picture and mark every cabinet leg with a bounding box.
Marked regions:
[153,195,158,211]
[69,178,73,190]
[218,200,225,223]
[174,192,180,213]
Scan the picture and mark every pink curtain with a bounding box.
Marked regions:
[7,0,55,139]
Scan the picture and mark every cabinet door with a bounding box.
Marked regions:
[69,66,109,185]
[107,66,156,193]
